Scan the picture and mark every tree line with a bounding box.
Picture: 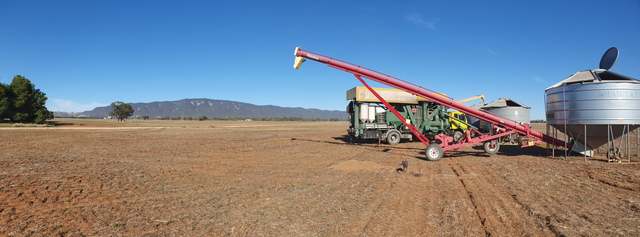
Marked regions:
[0,75,52,124]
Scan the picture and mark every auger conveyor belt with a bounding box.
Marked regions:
[293,47,565,159]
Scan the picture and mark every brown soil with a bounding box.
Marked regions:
[1,119,639,236]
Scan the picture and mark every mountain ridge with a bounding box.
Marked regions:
[65,98,346,120]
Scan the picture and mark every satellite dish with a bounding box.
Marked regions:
[599,47,618,70]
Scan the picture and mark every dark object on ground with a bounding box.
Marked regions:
[396,160,408,173]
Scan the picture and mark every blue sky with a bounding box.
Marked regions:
[1,0,639,119]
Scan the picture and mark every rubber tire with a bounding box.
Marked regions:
[386,130,401,145]
[347,135,355,144]
[425,144,444,161]
[483,140,500,155]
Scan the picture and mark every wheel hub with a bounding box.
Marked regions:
[429,148,439,157]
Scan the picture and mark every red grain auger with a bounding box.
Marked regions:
[293,47,565,160]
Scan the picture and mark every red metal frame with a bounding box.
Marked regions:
[294,47,566,153]
[440,130,516,151]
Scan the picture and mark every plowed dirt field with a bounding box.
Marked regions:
[1,119,639,236]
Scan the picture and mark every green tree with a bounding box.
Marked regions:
[9,75,52,123]
[0,83,10,120]
[33,89,53,124]
[10,75,35,122]
[109,101,134,121]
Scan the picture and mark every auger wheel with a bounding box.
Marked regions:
[425,144,444,161]
[483,140,500,155]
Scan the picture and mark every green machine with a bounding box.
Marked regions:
[346,86,451,144]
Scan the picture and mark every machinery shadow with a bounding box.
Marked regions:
[498,145,582,158]
[330,135,423,150]
[330,135,395,145]
[414,145,569,160]
[293,137,602,161]
[414,150,491,160]
[494,145,596,160]
[494,145,552,157]
[290,136,423,151]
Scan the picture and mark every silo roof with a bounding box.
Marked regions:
[482,98,530,109]
[546,70,639,90]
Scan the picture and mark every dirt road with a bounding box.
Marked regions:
[1,120,639,236]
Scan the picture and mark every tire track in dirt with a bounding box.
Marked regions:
[476,159,585,236]
[489,158,640,236]
[586,170,637,192]
[354,161,488,236]
[449,164,491,237]
[449,159,557,237]
[507,192,565,236]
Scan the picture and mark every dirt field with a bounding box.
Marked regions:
[1,119,640,236]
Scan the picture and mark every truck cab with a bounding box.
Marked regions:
[448,111,469,131]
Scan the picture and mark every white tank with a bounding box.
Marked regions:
[368,106,376,122]
[359,103,369,122]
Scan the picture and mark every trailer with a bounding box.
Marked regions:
[293,47,565,160]
[347,86,450,144]
[346,86,472,145]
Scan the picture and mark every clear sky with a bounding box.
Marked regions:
[1,0,639,119]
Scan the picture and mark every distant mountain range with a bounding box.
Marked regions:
[55,99,346,120]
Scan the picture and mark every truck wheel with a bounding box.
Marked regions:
[483,140,500,155]
[425,144,443,161]
[386,130,401,145]
[347,135,356,144]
